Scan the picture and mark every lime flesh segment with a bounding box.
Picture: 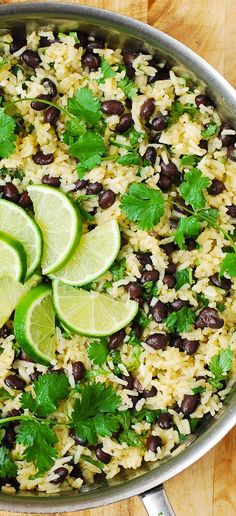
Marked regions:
[0,274,41,328]
[53,280,138,337]
[14,284,57,365]
[0,199,42,278]
[0,231,27,283]
[51,220,120,286]
[28,185,82,275]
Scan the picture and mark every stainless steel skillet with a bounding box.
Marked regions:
[0,4,235,514]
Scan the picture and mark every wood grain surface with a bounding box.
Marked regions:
[0,1,235,515]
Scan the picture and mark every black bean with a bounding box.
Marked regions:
[163,274,175,288]
[3,183,20,203]
[22,49,41,69]
[161,160,178,177]
[170,299,188,311]
[125,282,143,302]
[0,325,10,338]
[161,241,178,256]
[39,35,56,47]
[44,106,60,125]
[143,146,157,166]
[95,444,111,464]
[151,132,162,144]
[140,98,155,121]
[4,374,26,390]
[115,113,134,133]
[146,333,168,350]
[30,94,52,111]
[86,182,102,195]
[0,86,4,97]
[157,173,173,192]
[98,189,116,209]
[168,333,183,349]
[41,175,61,187]
[143,386,158,398]
[136,251,152,266]
[174,196,190,214]
[108,329,126,350]
[50,467,68,484]
[41,78,57,98]
[82,53,101,70]
[146,435,163,452]
[73,179,89,191]
[208,178,225,195]
[195,307,224,329]
[74,33,88,48]
[220,123,235,147]
[133,378,143,392]
[69,428,87,446]
[227,204,236,218]
[152,301,168,322]
[181,393,200,415]
[148,65,169,84]
[166,260,176,275]
[199,139,208,150]
[152,114,167,131]
[185,238,197,251]
[102,100,124,116]
[195,94,214,107]
[7,409,22,418]
[209,273,231,291]
[3,426,16,449]
[33,153,54,166]
[72,361,86,383]
[141,269,159,283]
[158,413,173,429]
[120,374,134,390]
[30,369,41,382]
[70,464,83,479]
[182,339,199,355]
[122,50,139,78]
[18,191,31,209]
[227,145,236,162]
[10,39,26,54]
[87,40,104,51]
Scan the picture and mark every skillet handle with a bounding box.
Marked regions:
[140,484,175,516]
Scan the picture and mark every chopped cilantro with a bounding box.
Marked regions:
[169,101,198,125]
[118,77,138,99]
[0,57,8,70]
[0,109,17,158]
[129,128,144,146]
[120,183,165,231]
[132,408,162,423]
[191,386,205,394]
[0,446,17,479]
[0,387,12,401]
[116,152,142,165]
[209,348,234,389]
[118,429,143,447]
[67,87,102,126]
[88,339,109,365]
[16,420,58,477]
[165,306,196,333]
[127,342,141,371]
[201,122,219,139]
[180,155,200,168]
[143,281,159,297]
[175,267,193,289]
[110,349,121,365]
[20,372,70,417]
[197,293,209,308]
[189,418,200,432]
[103,280,112,290]
[217,302,225,313]
[135,310,150,328]
[69,31,80,43]
[174,216,201,249]
[100,58,115,83]
[110,257,126,281]
[178,432,187,443]
[179,168,211,210]
[80,454,104,470]
[220,253,236,278]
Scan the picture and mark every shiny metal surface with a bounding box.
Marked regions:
[141,485,175,516]
[0,4,235,513]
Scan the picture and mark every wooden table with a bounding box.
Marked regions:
[1,1,236,515]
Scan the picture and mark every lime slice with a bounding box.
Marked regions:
[14,284,57,365]
[51,220,120,286]
[0,274,41,328]
[0,231,27,283]
[28,185,82,275]
[53,280,138,337]
[0,199,42,278]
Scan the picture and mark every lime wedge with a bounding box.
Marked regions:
[0,199,42,278]
[0,274,41,328]
[0,231,27,283]
[28,185,82,275]
[53,280,138,337]
[51,220,120,286]
[14,284,57,365]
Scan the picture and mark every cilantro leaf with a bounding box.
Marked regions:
[129,128,144,146]
[110,257,126,281]
[165,306,196,333]
[20,372,70,417]
[179,168,211,210]
[191,386,205,394]
[199,208,219,227]
[88,339,109,365]
[120,183,165,230]
[197,293,209,308]
[169,101,198,124]
[70,382,121,444]
[62,118,86,142]
[0,109,17,158]
[117,410,131,431]
[0,387,13,401]
[175,267,193,289]
[201,122,219,139]
[174,216,201,249]
[0,446,17,479]
[16,420,58,477]
[69,131,106,177]
[118,429,143,447]
[118,77,138,99]
[100,58,115,83]
[209,348,234,389]
[220,253,236,278]
[217,302,225,313]
[135,310,150,328]
[67,87,102,126]
[132,408,162,423]
[116,152,142,165]
[180,155,201,168]
[127,342,141,371]
[80,454,104,470]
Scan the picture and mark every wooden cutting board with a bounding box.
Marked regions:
[0,1,235,515]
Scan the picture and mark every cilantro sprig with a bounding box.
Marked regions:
[0,109,17,158]
[208,348,234,389]
[0,446,17,479]
[20,372,70,417]
[120,183,165,230]
[165,306,196,333]
[179,168,211,210]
